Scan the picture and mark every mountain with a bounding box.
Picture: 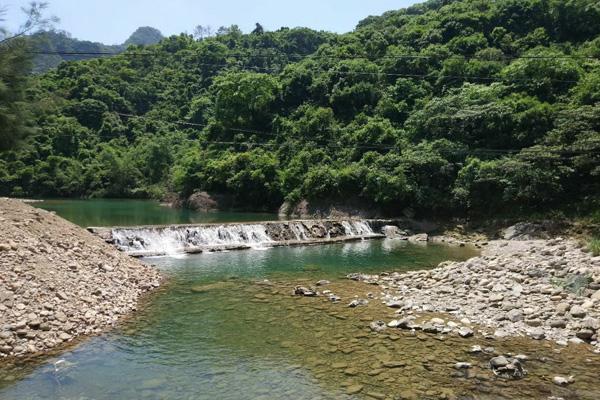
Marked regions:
[2,0,599,217]
[29,27,164,72]
[123,27,164,47]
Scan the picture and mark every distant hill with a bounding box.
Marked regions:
[30,27,164,73]
[123,26,164,47]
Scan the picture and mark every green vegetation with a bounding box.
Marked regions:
[30,26,164,73]
[1,0,599,216]
[589,237,600,257]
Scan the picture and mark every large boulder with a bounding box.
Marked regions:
[176,191,235,212]
[502,221,563,240]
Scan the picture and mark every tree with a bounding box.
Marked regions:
[0,1,56,150]
[193,25,213,40]
[252,23,264,35]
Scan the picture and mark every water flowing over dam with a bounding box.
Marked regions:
[89,219,393,256]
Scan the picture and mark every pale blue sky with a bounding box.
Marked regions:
[4,0,419,44]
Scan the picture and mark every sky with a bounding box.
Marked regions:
[4,0,419,45]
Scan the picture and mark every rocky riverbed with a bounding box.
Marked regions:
[0,198,162,359]
[348,236,600,353]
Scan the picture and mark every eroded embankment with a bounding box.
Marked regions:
[0,198,162,359]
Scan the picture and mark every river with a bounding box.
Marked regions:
[0,199,598,399]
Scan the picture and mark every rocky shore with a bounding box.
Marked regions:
[0,198,162,359]
[348,235,600,353]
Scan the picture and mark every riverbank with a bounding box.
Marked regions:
[347,235,600,353]
[0,198,163,360]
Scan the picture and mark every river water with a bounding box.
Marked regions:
[1,200,598,399]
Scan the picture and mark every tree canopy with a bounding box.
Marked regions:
[1,0,599,216]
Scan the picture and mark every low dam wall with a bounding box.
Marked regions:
[88,219,401,257]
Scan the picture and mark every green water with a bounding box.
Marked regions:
[34,199,279,227]
[0,241,479,400]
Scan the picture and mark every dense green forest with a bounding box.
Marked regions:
[1,0,599,216]
[30,27,164,73]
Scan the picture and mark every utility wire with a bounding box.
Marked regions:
[28,50,600,61]
[43,111,600,161]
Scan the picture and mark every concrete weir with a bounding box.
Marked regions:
[88,219,399,257]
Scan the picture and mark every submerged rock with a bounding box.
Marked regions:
[369,320,387,332]
[490,356,527,380]
[553,375,575,386]
[293,286,317,297]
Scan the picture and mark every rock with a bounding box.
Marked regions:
[348,299,368,308]
[570,305,586,318]
[369,320,387,332]
[469,345,482,353]
[381,225,407,239]
[385,300,404,309]
[489,293,504,302]
[529,328,546,340]
[576,329,594,341]
[506,309,523,322]
[293,286,317,297]
[382,361,406,368]
[490,356,509,369]
[553,376,574,386]
[591,290,600,301]
[346,385,364,395]
[458,327,474,338]
[556,303,570,315]
[27,319,42,330]
[430,317,445,325]
[490,357,527,380]
[454,362,472,369]
[422,324,441,334]
[365,392,386,400]
[408,233,428,242]
[387,320,401,328]
[315,280,330,286]
[549,319,567,329]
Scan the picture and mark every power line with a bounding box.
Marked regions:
[44,57,582,85]
[28,50,600,61]
[42,111,600,161]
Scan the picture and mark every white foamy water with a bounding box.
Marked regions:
[112,220,377,256]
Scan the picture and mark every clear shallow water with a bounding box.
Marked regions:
[33,199,279,227]
[0,241,479,400]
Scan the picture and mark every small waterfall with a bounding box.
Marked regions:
[341,220,374,236]
[109,219,380,256]
[289,222,309,240]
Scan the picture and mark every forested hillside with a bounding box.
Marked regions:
[29,27,164,73]
[1,0,599,216]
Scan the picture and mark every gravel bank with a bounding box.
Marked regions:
[349,237,600,352]
[0,198,162,359]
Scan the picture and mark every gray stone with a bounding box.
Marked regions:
[570,305,586,318]
[576,329,594,341]
[458,327,474,338]
[529,328,545,340]
[490,356,509,368]
[549,319,567,329]
[454,362,472,369]
[506,309,523,322]
[369,320,387,333]
[553,376,574,386]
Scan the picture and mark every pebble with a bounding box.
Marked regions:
[553,376,574,386]
[0,198,162,359]
[348,235,600,352]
